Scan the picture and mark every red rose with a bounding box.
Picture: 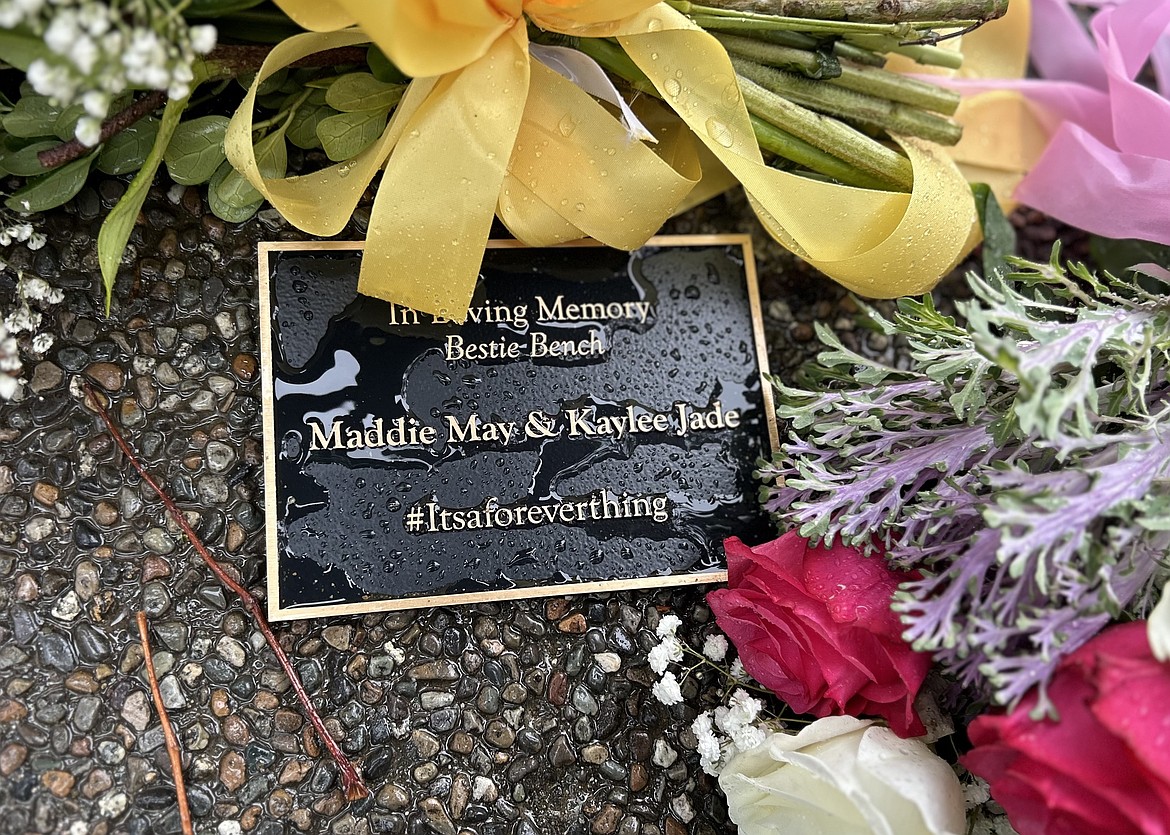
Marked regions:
[708,533,931,737]
[964,622,1170,835]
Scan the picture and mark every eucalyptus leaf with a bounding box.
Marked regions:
[164,115,229,185]
[238,68,288,96]
[3,96,62,138]
[97,116,160,175]
[54,103,86,141]
[286,103,334,150]
[4,155,93,212]
[317,108,389,162]
[367,46,409,84]
[207,160,263,223]
[0,140,58,177]
[207,127,285,223]
[98,94,189,312]
[0,26,51,71]
[972,183,1016,277]
[256,125,288,179]
[258,91,291,111]
[325,73,404,112]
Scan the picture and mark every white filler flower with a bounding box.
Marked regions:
[719,716,965,835]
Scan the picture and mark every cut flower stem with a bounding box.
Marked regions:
[732,55,963,144]
[573,37,913,191]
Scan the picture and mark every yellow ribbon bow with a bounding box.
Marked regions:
[226,0,978,320]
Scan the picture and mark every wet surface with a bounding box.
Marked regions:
[0,171,908,835]
[269,244,772,612]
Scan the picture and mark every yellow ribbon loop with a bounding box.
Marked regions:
[498,60,700,249]
[361,21,530,319]
[224,29,430,236]
[615,5,976,297]
[230,0,992,318]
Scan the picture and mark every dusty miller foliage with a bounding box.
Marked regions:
[760,248,1170,712]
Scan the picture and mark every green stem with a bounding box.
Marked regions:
[741,78,912,190]
[892,41,965,68]
[693,17,822,49]
[751,115,904,190]
[845,34,965,69]
[250,88,311,133]
[689,0,1008,25]
[831,61,961,114]
[833,41,888,67]
[733,55,963,144]
[577,37,910,190]
[713,31,840,79]
[673,0,981,36]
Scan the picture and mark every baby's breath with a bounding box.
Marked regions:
[9,0,216,145]
[0,269,66,400]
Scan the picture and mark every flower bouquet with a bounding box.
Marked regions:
[0,0,1016,323]
[2,0,1170,833]
[639,236,1170,832]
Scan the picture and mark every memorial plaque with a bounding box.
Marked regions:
[260,236,777,619]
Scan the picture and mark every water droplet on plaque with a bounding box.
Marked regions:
[663,78,682,99]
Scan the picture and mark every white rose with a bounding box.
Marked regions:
[719,716,965,835]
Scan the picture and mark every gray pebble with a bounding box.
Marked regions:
[571,686,599,716]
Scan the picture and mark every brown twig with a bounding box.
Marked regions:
[34,44,371,173]
[205,44,371,74]
[136,612,194,835]
[85,383,370,802]
[37,91,167,171]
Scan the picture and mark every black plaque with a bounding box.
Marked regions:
[260,236,776,619]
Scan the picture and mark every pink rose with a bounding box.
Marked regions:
[964,622,1170,835]
[708,533,931,737]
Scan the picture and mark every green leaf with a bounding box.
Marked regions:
[207,160,263,223]
[3,96,62,138]
[0,26,51,71]
[4,155,93,212]
[164,115,229,185]
[98,94,190,312]
[1088,236,1170,276]
[972,183,1016,277]
[207,127,286,223]
[286,102,334,150]
[325,73,404,112]
[54,103,87,141]
[96,116,160,175]
[367,46,409,84]
[238,68,288,96]
[317,108,389,161]
[0,140,58,177]
[255,126,288,179]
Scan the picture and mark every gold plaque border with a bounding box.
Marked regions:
[259,235,777,621]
